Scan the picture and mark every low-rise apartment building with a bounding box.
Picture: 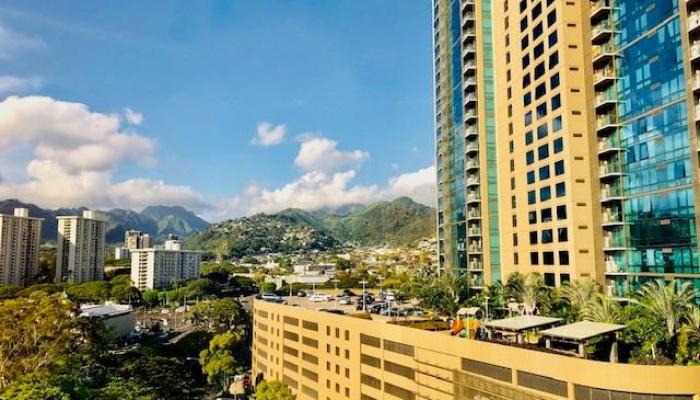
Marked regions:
[130,242,201,290]
[252,300,700,400]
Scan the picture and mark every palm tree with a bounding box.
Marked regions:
[683,306,700,344]
[504,272,525,303]
[636,280,696,337]
[521,273,549,315]
[582,294,621,324]
[560,279,599,321]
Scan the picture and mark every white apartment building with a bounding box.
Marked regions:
[130,244,201,291]
[114,247,131,260]
[124,230,152,250]
[0,208,43,286]
[55,210,106,284]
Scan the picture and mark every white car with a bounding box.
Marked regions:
[260,293,283,303]
[308,293,330,303]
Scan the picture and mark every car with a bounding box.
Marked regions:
[342,289,357,297]
[369,304,385,314]
[308,293,331,303]
[402,307,425,316]
[296,290,307,297]
[384,291,396,302]
[260,293,283,303]
[338,296,352,305]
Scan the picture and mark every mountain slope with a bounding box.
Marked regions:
[186,197,436,257]
[0,199,208,242]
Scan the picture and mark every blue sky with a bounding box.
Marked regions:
[0,1,435,220]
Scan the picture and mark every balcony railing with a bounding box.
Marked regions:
[689,12,700,32]
[691,42,700,60]
[597,136,622,154]
[599,160,623,176]
[601,184,624,200]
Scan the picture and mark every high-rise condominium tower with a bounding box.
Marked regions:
[0,208,43,286]
[435,0,700,296]
[55,210,106,284]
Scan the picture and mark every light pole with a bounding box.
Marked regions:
[484,296,490,322]
[332,278,339,309]
[359,280,368,311]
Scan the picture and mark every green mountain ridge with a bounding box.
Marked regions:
[186,197,435,258]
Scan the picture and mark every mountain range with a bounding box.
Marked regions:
[186,197,436,258]
[0,199,210,243]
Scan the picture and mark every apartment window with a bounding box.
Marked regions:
[506,52,511,64]
[530,252,539,265]
[520,18,528,32]
[533,22,543,39]
[537,123,548,139]
[526,150,535,165]
[531,3,542,19]
[528,191,536,205]
[547,10,557,26]
[539,165,550,180]
[549,51,559,68]
[519,0,526,12]
[535,82,546,99]
[510,159,515,171]
[558,228,568,242]
[544,273,556,286]
[542,229,553,243]
[534,62,545,79]
[514,253,519,265]
[561,273,571,283]
[556,205,567,220]
[550,73,560,89]
[548,31,558,47]
[538,144,549,160]
[525,130,533,144]
[534,43,544,59]
[540,186,551,201]
[551,94,561,111]
[543,251,555,265]
[524,92,532,106]
[527,171,536,184]
[530,231,538,245]
[513,233,519,246]
[555,182,566,197]
[511,196,517,208]
[523,73,531,88]
[552,116,562,132]
[525,111,532,126]
[522,54,530,68]
[541,207,552,222]
[559,251,570,265]
[512,215,518,227]
[528,211,537,224]
[553,137,563,153]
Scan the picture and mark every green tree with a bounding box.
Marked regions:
[0,373,87,400]
[0,285,21,300]
[256,380,295,400]
[582,294,621,324]
[98,378,155,400]
[560,279,599,321]
[504,272,525,302]
[260,281,277,293]
[186,278,217,299]
[65,281,111,303]
[114,356,196,399]
[199,331,242,390]
[190,298,248,333]
[142,290,161,307]
[521,273,550,315]
[0,293,82,388]
[636,280,695,337]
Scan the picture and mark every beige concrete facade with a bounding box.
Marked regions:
[252,300,700,400]
[55,210,106,284]
[130,248,201,290]
[0,208,43,286]
[492,0,603,286]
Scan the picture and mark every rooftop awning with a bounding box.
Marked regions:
[540,321,625,342]
[484,315,563,332]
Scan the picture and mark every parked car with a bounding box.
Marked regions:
[260,293,283,303]
[402,307,425,317]
[308,293,331,303]
[296,290,307,297]
[369,304,385,314]
[342,289,357,297]
[338,296,352,305]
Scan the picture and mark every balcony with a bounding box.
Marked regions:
[464,93,477,105]
[599,160,623,179]
[692,75,700,93]
[464,44,476,54]
[593,66,616,89]
[696,104,700,121]
[596,113,620,135]
[592,43,617,67]
[468,240,482,253]
[463,77,477,90]
[463,12,475,21]
[463,60,477,73]
[468,226,481,237]
[590,0,612,23]
[602,210,624,226]
[461,0,474,12]
[689,12,700,35]
[597,136,624,156]
[465,127,478,137]
[466,194,480,204]
[468,260,483,271]
[466,160,479,171]
[600,184,625,202]
[467,210,481,220]
[591,20,615,44]
[594,90,619,111]
[465,141,479,153]
[690,42,700,63]
[462,28,476,41]
[465,110,478,124]
[466,175,480,187]
[603,234,627,251]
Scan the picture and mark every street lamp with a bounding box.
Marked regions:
[332,278,339,309]
[359,280,368,311]
[484,296,490,322]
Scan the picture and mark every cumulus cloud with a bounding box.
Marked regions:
[0,76,42,95]
[0,96,155,172]
[294,136,369,174]
[0,24,44,59]
[0,96,210,213]
[251,121,286,146]
[123,107,144,125]
[384,166,436,207]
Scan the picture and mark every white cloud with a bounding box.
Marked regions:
[0,96,155,172]
[123,107,144,125]
[0,24,44,59]
[294,136,369,174]
[251,121,286,146]
[384,166,436,207]
[0,76,41,95]
[0,95,210,213]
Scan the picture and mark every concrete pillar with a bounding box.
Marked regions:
[578,343,585,358]
[546,338,551,350]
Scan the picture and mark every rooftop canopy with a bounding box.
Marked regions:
[540,321,625,342]
[484,315,563,332]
